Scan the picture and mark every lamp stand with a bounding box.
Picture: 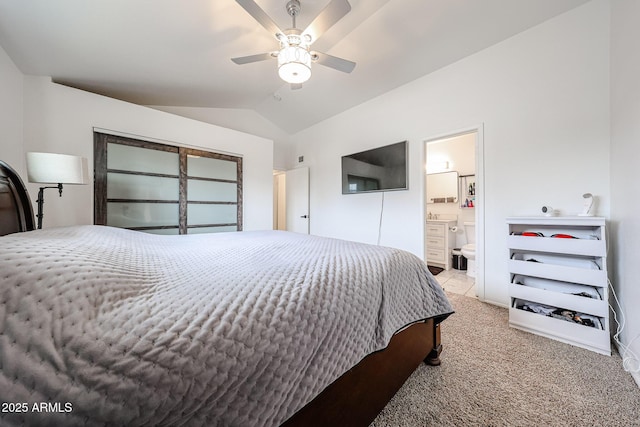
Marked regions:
[36,183,63,229]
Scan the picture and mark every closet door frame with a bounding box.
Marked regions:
[94,132,243,234]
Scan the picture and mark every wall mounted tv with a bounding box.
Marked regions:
[341,141,408,194]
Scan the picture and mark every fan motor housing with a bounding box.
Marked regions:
[286,0,301,17]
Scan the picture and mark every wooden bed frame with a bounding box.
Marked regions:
[282,320,443,426]
[0,159,445,426]
[0,160,35,236]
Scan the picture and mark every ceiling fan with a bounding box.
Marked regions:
[232,0,356,89]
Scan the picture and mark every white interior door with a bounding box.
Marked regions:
[285,167,309,234]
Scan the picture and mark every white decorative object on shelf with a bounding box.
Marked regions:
[541,205,556,216]
[506,216,610,355]
[579,193,595,216]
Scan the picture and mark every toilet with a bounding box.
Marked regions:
[461,222,476,278]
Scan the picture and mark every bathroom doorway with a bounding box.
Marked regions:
[424,126,484,300]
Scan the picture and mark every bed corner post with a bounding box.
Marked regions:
[424,320,442,366]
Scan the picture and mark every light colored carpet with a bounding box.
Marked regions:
[371,292,640,426]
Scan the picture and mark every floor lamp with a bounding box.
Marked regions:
[26,152,89,229]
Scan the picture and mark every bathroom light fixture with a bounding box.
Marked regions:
[26,152,89,229]
[426,161,450,172]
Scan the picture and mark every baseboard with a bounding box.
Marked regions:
[482,297,509,309]
[613,340,640,389]
[631,370,640,389]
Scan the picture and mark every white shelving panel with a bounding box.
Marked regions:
[506,216,610,355]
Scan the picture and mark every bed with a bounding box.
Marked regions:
[0,159,453,426]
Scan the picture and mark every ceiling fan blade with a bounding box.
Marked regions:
[231,52,274,65]
[302,0,351,44]
[290,83,303,90]
[312,51,356,73]
[236,0,284,39]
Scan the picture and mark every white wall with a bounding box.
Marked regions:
[291,0,610,306]
[0,44,24,174]
[610,0,640,386]
[149,105,294,171]
[21,77,274,231]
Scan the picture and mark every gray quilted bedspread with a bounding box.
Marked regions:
[0,226,452,426]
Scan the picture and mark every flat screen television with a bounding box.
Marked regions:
[341,141,408,194]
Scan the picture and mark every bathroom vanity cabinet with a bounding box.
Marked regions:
[506,217,610,355]
[426,220,457,270]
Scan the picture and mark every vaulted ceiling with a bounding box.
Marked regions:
[0,0,589,137]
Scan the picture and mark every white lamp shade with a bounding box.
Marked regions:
[278,46,311,84]
[26,152,89,185]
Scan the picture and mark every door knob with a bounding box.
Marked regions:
[300,215,308,219]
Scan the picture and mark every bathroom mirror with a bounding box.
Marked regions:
[426,171,458,203]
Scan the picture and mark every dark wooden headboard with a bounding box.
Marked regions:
[0,160,35,236]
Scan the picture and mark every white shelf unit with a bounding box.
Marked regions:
[506,216,610,355]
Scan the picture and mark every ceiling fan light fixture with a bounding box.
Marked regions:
[278,45,311,84]
[233,0,354,84]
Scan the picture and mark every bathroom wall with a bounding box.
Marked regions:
[426,132,476,248]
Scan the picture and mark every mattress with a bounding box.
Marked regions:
[0,225,452,426]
